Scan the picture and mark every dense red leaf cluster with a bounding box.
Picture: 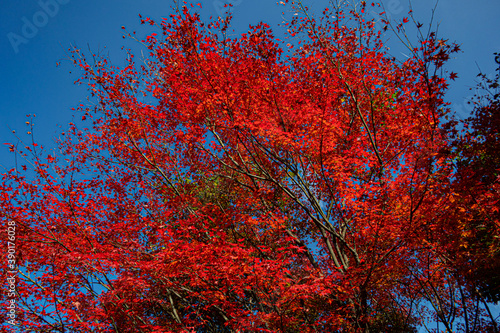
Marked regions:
[447,55,500,309]
[1,1,498,332]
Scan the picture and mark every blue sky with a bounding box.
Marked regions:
[1,0,499,171]
[1,1,499,329]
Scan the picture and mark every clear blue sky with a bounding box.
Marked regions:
[0,0,499,169]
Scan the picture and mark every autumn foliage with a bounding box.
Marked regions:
[1,1,499,332]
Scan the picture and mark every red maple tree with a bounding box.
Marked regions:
[1,1,497,332]
[444,53,500,330]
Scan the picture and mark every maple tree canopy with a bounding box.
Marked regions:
[1,1,499,332]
